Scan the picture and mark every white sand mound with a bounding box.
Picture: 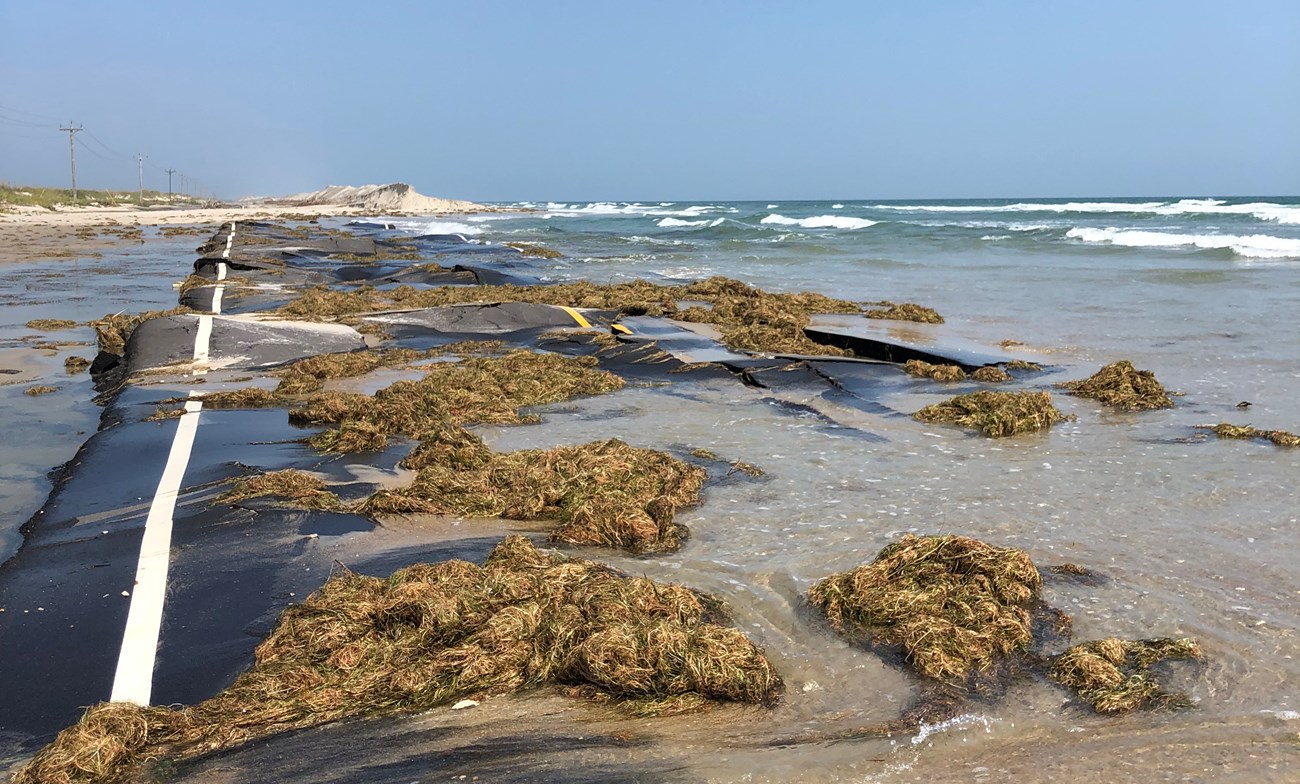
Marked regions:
[269,183,483,213]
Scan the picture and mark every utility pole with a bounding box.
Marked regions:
[179,172,185,196]
[59,123,83,202]
[165,168,176,196]
[137,154,144,202]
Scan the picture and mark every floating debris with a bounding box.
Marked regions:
[1058,360,1173,410]
[864,301,945,324]
[361,427,706,554]
[807,534,1043,682]
[1199,423,1300,448]
[219,469,342,510]
[24,385,57,396]
[971,366,1011,383]
[504,241,564,259]
[63,356,92,374]
[14,537,781,784]
[1047,638,1202,713]
[914,390,1066,437]
[807,536,1202,729]
[25,318,78,331]
[903,359,966,382]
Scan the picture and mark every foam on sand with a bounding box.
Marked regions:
[1066,227,1300,258]
[760,213,878,230]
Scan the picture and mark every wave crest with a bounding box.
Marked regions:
[1066,227,1300,258]
[760,213,878,230]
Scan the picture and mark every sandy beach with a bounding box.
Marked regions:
[0,192,494,264]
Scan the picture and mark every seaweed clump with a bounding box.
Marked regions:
[1058,360,1173,411]
[1200,423,1300,448]
[15,537,781,784]
[902,359,966,382]
[361,427,706,554]
[292,350,625,453]
[1047,638,1202,713]
[276,276,866,357]
[219,469,342,510]
[865,301,944,324]
[914,390,1066,437]
[504,241,564,259]
[971,366,1011,383]
[25,318,78,331]
[807,534,1044,682]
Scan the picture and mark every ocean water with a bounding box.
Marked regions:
[389,197,1300,780]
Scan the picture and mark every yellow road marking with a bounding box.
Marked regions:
[611,323,633,335]
[559,306,592,328]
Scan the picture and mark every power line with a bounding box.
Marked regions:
[0,111,54,129]
[0,103,62,122]
[81,128,129,161]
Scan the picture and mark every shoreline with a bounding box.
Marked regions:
[0,199,503,264]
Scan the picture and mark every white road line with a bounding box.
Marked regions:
[110,220,236,705]
[109,399,203,705]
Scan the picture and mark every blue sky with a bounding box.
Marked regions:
[2,1,1297,201]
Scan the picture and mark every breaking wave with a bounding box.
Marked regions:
[760,213,878,230]
[1066,227,1300,258]
[657,217,726,228]
[865,199,1300,224]
[392,219,484,236]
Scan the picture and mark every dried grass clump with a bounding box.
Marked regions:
[89,307,194,357]
[26,318,78,331]
[504,241,564,259]
[362,427,706,554]
[1201,423,1300,448]
[903,359,966,382]
[295,351,625,452]
[219,469,341,510]
[807,534,1042,682]
[914,390,1066,437]
[971,366,1011,383]
[24,385,57,396]
[1058,360,1173,410]
[1047,637,1202,714]
[64,356,92,373]
[15,537,781,784]
[277,276,865,356]
[865,301,945,324]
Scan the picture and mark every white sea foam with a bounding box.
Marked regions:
[393,219,484,236]
[832,203,845,209]
[761,213,878,230]
[657,217,725,228]
[911,713,998,746]
[1066,227,1300,258]
[766,204,779,209]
